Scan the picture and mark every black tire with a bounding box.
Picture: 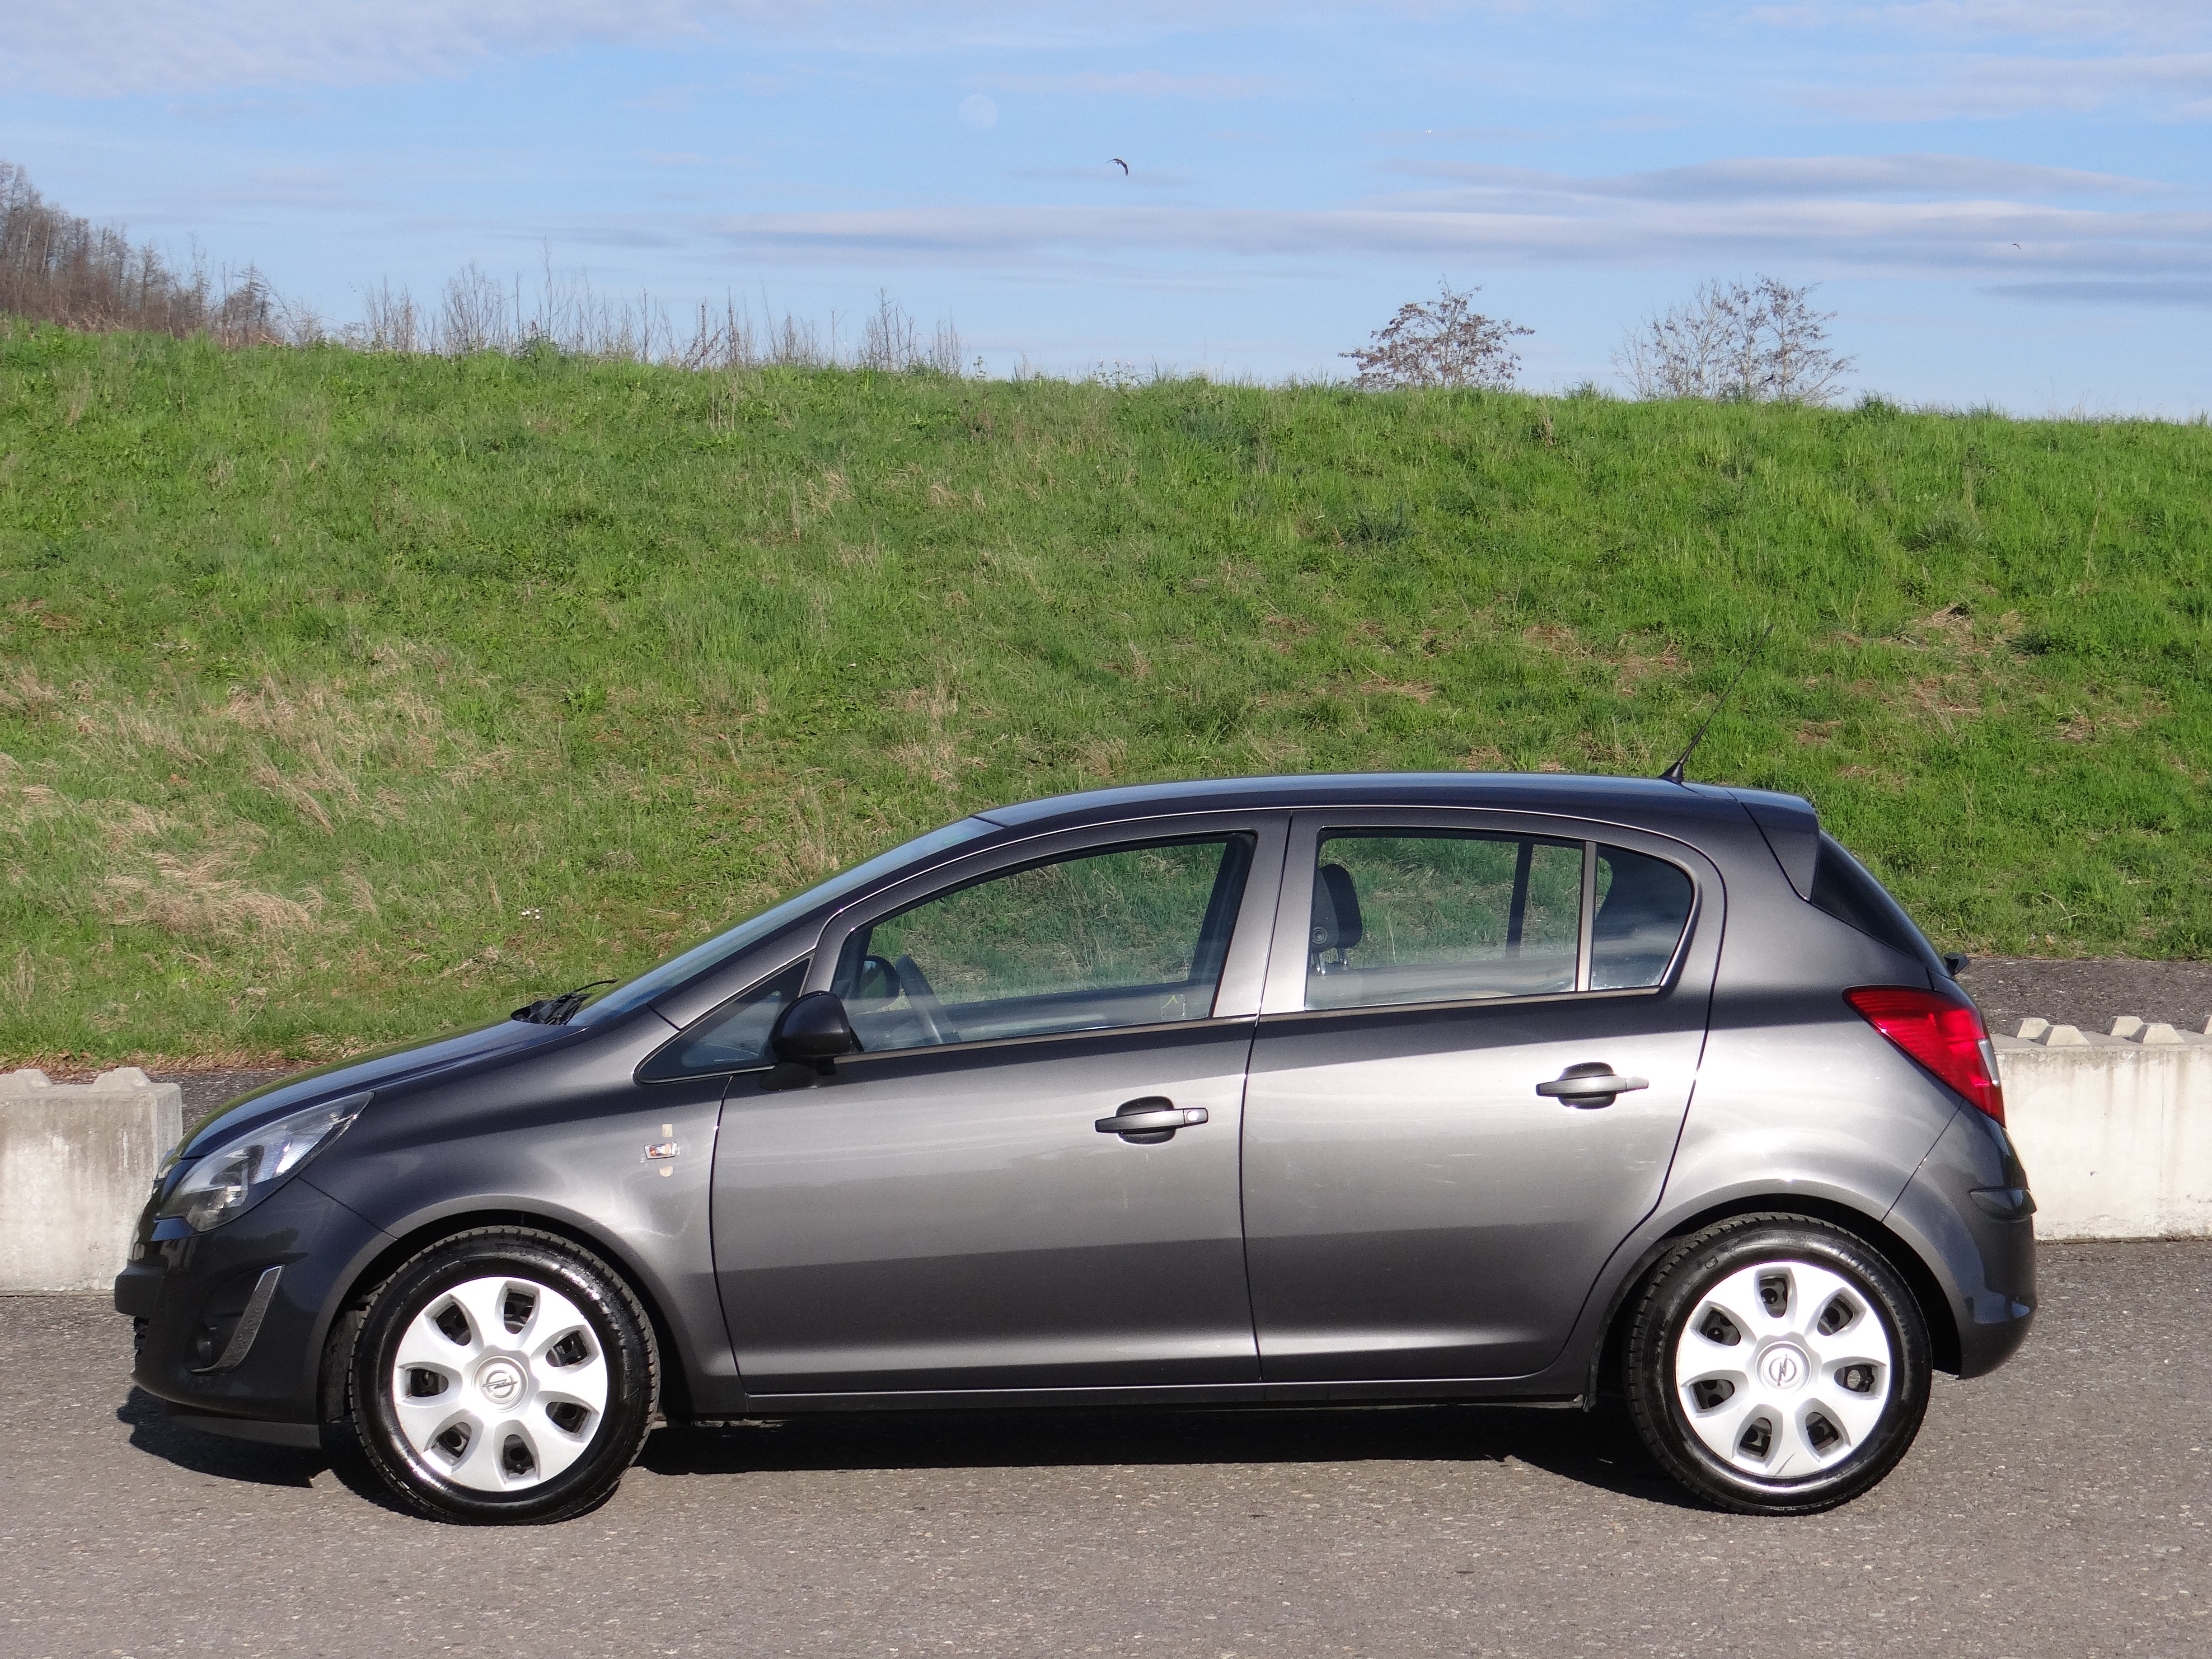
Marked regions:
[1623,1215,1931,1516]
[347,1228,658,1525]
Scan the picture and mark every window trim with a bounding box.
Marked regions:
[1263,808,1709,1017]
[830,1011,1266,1070]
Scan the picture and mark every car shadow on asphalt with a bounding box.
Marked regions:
[118,1388,1696,1512]
[117,1388,417,1514]
[641,1401,1701,1509]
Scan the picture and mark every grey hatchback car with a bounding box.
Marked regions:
[117,773,2034,1522]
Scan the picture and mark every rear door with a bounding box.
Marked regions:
[710,813,1286,1397]
[1240,809,1722,1382]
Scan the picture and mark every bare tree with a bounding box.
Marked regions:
[0,158,284,344]
[1344,279,1531,390]
[1615,276,1852,404]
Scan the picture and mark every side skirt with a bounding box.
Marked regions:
[715,1380,1586,1418]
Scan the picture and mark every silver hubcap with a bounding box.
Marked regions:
[389,1274,609,1492]
[1673,1258,1894,1480]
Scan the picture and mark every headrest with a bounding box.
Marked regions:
[1309,862,1364,955]
[1594,854,1690,942]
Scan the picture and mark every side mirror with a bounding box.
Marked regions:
[765,991,859,1087]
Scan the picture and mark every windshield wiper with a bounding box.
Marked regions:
[510,980,614,1025]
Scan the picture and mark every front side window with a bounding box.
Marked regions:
[1303,832,1693,1011]
[832,835,1254,1051]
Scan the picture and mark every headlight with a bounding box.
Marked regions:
[156,1092,370,1233]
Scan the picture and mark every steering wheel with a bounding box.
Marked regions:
[891,954,957,1046]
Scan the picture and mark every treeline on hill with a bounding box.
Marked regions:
[0,158,958,374]
[0,162,284,345]
[1,322,2207,1064]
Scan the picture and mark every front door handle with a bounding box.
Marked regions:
[1536,1063,1649,1108]
[1096,1097,1209,1142]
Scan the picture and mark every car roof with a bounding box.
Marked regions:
[974,772,1781,840]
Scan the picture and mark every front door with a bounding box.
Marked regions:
[713,816,1284,1398]
[1241,811,1721,1382]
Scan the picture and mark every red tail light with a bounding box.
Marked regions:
[1846,986,2005,1124]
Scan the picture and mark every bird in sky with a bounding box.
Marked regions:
[1111,157,1129,175]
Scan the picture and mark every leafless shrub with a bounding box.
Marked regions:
[356,277,424,352]
[857,290,963,375]
[439,262,509,355]
[858,290,919,371]
[1615,276,1853,404]
[1344,279,1531,391]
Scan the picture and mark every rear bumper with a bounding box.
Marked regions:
[1886,1109,2036,1380]
[116,1176,393,1426]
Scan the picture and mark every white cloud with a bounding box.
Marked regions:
[1745,3,2212,47]
[1384,153,2173,202]
[972,71,1276,99]
[1796,51,2212,119]
[1985,278,2212,306]
[3,2,1487,97]
[957,94,999,130]
[665,193,2212,285]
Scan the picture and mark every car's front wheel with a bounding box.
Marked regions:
[1624,1215,1931,1515]
[350,1228,657,1524]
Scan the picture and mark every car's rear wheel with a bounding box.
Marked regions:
[350,1228,657,1524]
[1624,1215,1931,1515]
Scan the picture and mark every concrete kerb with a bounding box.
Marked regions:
[0,1067,182,1293]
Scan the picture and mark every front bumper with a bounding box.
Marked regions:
[116,1175,393,1427]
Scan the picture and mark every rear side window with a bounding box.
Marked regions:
[1809,833,1943,973]
[1303,832,1695,1012]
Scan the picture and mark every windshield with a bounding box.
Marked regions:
[570,816,997,1024]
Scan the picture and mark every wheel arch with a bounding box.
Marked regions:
[317,1206,694,1426]
[1585,1194,1963,1403]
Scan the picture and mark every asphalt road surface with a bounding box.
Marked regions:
[4,1242,2207,1659]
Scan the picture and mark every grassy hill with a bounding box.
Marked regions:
[1,319,2207,1064]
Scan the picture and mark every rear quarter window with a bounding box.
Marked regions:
[1808,833,1943,975]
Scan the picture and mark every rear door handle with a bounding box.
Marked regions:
[1536,1063,1649,1107]
[1096,1097,1209,1141]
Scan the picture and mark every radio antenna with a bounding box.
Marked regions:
[1659,620,1775,784]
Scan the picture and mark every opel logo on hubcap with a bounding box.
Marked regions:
[477,1358,525,1406]
[1760,1344,1808,1390]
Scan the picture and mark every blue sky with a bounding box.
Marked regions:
[5,2,2208,411]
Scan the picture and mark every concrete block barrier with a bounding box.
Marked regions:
[0,1067,183,1293]
[1995,1018,2212,1240]
[0,1017,2205,1285]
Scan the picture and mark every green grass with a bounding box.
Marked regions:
[1,321,2207,1064]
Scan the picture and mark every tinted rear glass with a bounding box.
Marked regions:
[1809,833,1942,974]
[1590,845,1695,990]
